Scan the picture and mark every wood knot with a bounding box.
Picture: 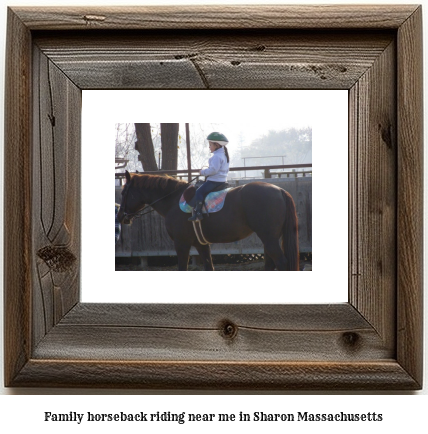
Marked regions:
[247,45,266,52]
[341,332,361,351]
[37,245,76,272]
[378,123,393,149]
[175,53,198,60]
[83,15,106,23]
[219,320,238,340]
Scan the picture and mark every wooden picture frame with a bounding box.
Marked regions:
[4,5,423,389]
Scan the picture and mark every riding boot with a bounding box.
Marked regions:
[188,201,204,221]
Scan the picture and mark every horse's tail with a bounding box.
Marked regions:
[282,190,299,271]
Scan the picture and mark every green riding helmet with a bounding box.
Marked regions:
[207,132,228,144]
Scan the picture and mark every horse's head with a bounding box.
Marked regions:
[117,171,146,225]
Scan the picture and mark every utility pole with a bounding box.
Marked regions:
[185,123,192,182]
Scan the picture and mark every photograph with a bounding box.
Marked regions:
[114,122,312,272]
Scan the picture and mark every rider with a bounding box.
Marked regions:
[188,132,230,221]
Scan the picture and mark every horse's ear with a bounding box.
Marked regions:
[125,170,131,183]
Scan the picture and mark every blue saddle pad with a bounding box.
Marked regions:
[179,188,231,214]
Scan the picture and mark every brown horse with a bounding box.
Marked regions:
[117,171,299,271]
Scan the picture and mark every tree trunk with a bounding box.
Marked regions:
[134,123,158,171]
[160,123,179,170]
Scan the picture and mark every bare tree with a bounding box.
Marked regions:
[160,123,179,170]
[134,123,158,171]
[115,123,135,159]
[126,123,229,174]
[115,123,140,172]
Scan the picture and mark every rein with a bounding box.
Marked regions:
[120,176,199,221]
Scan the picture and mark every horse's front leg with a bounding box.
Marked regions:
[174,240,191,271]
[195,244,214,271]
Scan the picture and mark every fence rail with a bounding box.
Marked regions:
[115,163,312,176]
[115,163,312,185]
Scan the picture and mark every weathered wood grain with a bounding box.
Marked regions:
[3,5,423,390]
[61,303,368,329]
[12,5,419,30]
[32,46,81,349]
[12,360,419,390]
[35,31,393,89]
[396,6,424,387]
[31,303,390,363]
[349,39,397,352]
[32,327,391,362]
[4,8,32,389]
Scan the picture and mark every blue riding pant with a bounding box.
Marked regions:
[195,181,225,203]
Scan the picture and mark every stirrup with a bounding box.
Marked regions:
[188,210,203,221]
[188,202,204,221]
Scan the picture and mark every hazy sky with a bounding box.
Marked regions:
[107,89,321,165]
[101,90,317,139]
[197,120,311,151]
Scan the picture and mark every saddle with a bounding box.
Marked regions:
[179,182,231,214]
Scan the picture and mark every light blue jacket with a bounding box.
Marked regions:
[200,148,229,182]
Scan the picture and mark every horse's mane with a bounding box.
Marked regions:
[131,173,188,193]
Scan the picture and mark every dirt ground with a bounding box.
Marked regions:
[115,256,312,271]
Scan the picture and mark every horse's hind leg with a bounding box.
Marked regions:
[264,248,276,270]
[263,239,287,271]
[195,244,214,271]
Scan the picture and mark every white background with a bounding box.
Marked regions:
[0,0,427,429]
[82,90,348,304]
